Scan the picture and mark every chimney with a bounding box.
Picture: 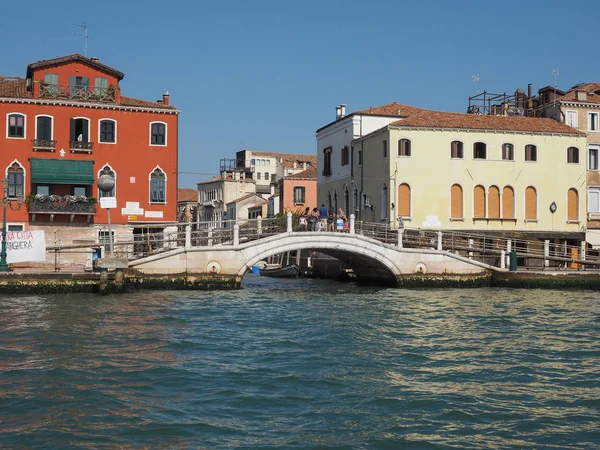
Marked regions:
[336,105,341,119]
[270,184,275,196]
[340,104,346,117]
[163,91,170,106]
[293,161,297,169]
[576,90,587,101]
[90,57,99,62]
[303,162,307,170]
[528,84,532,98]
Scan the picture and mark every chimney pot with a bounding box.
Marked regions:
[336,105,341,119]
[90,57,99,62]
[163,91,170,106]
[576,90,587,101]
[340,104,346,117]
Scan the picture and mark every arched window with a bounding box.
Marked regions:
[488,185,500,218]
[353,187,358,214]
[567,147,579,164]
[150,121,167,146]
[474,185,486,217]
[451,141,463,159]
[525,144,537,162]
[7,113,25,138]
[568,188,579,221]
[323,147,332,176]
[383,140,388,158]
[7,161,24,198]
[35,115,53,141]
[398,139,411,156]
[450,184,463,219]
[150,167,166,203]
[381,184,388,220]
[99,119,116,143]
[473,142,486,159]
[525,186,537,220]
[502,143,514,160]
[398,183,411,218]
[334,191,338,211]
[502,186,515,219]
[344,186,349,215]
[327,191,332,209]
[98,165,116,198]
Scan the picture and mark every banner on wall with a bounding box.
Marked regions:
[6,230,46,263]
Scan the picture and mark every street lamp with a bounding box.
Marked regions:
[0,177,24,272]
[97,174,116,258]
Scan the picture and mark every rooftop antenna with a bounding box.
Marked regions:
[73,23,91,57]
[552,68,559,108]
[472,73,480,95]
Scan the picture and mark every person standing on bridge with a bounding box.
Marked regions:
[319,204,328,231]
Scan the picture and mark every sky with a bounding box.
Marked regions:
[2,0,600,188]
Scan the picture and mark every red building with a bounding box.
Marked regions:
[0,54,179,268]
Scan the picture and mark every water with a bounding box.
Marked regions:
[1,277,599,449]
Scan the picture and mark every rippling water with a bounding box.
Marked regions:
[1,276,599,449]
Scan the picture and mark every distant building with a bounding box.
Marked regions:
[0,53,179,268]
[196,174,256,227]
[177,188,197,222]
[278,165,317,215]
[226,193,267,222]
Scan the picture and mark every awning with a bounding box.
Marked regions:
[30,159,94,185]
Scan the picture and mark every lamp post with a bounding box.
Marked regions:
[0,178,24,272]
[97,174,116,258]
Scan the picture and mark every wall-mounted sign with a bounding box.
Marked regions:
[6,230,46,263]
[100,197,117,209]
[121,202,144,215]
[145,211,164,218]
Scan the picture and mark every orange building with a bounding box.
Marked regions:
[0,54,179,268]
[278,165,317,214]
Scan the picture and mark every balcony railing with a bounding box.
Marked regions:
[32,139,56,151]
[27,195,97,223]
[38,83,117,103]
[70,141,93,153]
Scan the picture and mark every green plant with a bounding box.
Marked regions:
[86,196,97,204]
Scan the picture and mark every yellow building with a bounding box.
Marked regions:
[352,110,587,246]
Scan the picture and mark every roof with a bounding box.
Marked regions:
[251,151,317,169]
[387,110,586,135]
[284,166,317,180]
[0,77,30,98]
[197,174,255,185]
[177,188,197,203]
[27,54,125,80]
[558,82,600,105]
[120,96,177,110]
[316,102,426,133]
[226,193,268,205]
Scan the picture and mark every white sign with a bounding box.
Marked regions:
[100,197,117,209]
[144,211,164,218]
[422,215,442,228]
[6,230,46,263]
[121,202,144,215]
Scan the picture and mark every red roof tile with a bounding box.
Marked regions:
[120,96,177,110]
[285,166,317,180]
[0,77,30,98]
[27,54,125,80]
[558,82,600,104]
[353,102,427,117]
[389,110,585,135]
[177,188,197,203]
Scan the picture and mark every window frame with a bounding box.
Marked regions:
[589,146,599,171]
[567,187,580,222]
[525,144,537,162]
[451,141,464,159]
[567,147,579,164]
[398,138,411,157]
[6,113,26,139]
[149,167,167,204]
[149,121,167,146]
[98,118,117,144]
[588,187,600,214]
[566,110,579,128]
[293,186,306,205]
[322,147,332,176]
[6,161,25,199]
[473,142,486,159]
[383,140,388,158]
[588,112,599,132]
[502,143,514,161]
[341,146,350,166]
[34,114,53,141]
[70,116,91,143]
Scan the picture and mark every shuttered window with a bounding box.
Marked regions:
[99,120,116,143]
[502,186,514,219]
[451,141,463,159]
[397,183,410,217]
[474,185,486,217]
[36,116,52,140]
[151,122,166,145]
[488,186,500,218]
[150,168,166,203]
[525,186,537,220]
[450,184,463,219]
[568,188,579,221]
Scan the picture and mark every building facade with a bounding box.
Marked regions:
[0,54,179,267]
[278,166,317,214]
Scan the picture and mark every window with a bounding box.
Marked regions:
[264,172,269,181]
[568,188,579,221]
[566,110,578,128]
[256,172,261,180]
[397,183,411,217]
[36,185,50,196]
[357,150,363,166]
[294,186,306,204]
[381,184,388,220]
[98,230,115,245]
[525,144,537,162]
[344,186,349,215]
[7,162,24,198]
[70,117,90,143]
[7,113,25,138]
[150,168,166,203]
[451,141,463,159]
[73,186,87,197]
[383,140,388,158]
[502,186,515,219]
[525,186,537,220]
[353,188,358,213]
[589,112,599,131]
[474,185,486,217]
[95,77,108,95]
[473,142,486,159]
[589,189,600,213]
[323,147,332,176]
[44,73,59,94]
[69,76,89,94]
[35,115,53,143]
[488,186,500,218]
[150,122,166,145]
[590,147,599,170]
[398,139,411,157]
[567,147,579,164]
[8,224,24,232]
[98,166,116,198]
[99,119,116,143]
[502,143,514,161]
[341,146,349,166]
[450,184,463,219]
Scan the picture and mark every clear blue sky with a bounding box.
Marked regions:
[2,0,599,188]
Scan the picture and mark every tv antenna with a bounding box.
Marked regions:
[552,68,559,106]
[472,73,480,94]
[73,23,91,57]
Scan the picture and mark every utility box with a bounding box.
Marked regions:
[509,251,517,272]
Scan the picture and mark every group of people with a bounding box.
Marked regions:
[300,204,348,232]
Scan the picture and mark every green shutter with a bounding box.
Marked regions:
[30,159,94,184]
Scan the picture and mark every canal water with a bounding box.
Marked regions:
[1,276,599,449]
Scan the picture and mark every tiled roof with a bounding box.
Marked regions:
[389,110,586,135]
[226,193,267,205]
[0,77,30,98]
[120,96,177,110]
[177,188,197,203]
[285,166,317,180]
[251,151,317,169]
[27,54,125,80]
[353,102,427,117]
[558,82,600,104]
[197,174,255,185]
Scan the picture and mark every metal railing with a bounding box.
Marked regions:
[32,138,56,151]
[27,195,97,214]
[39,83,117,103]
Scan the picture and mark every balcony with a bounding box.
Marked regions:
[32,139,56,152]
[70,141,93,154]
[27,195,97,223]
[38,83,116,103]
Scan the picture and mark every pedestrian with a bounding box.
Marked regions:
[310,207,319,231]
[327,207,336,231]
[337,208,347,232]
[319,204,328,231]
